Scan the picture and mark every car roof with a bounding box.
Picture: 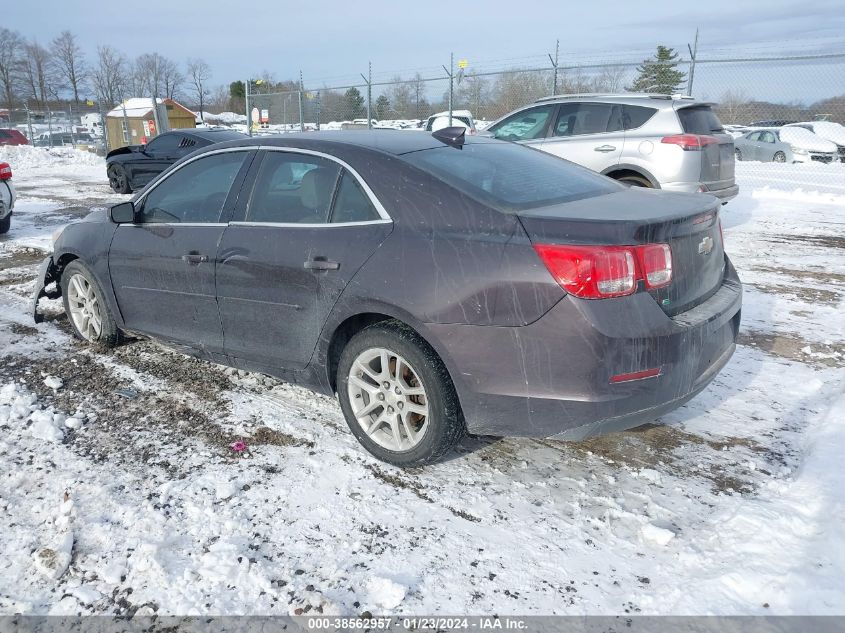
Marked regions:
[184,128,247,142]
[211,130,501,156]
[534,92,700,104]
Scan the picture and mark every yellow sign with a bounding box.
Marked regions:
[85,99,94,106]
[457,59,469,69]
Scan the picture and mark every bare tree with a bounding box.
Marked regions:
[19,40,54,108]
[160,57,183,99]
[51,31,86,108]
[92,45,127,107]
[187,58,211,119]
[592,65,628,92]
[0,28,24,111]
[207,84,230,113]
[717,89,753,124]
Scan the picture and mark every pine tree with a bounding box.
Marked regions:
[627,46,687,94]
[375,95,390,120]
[344,87,365,119]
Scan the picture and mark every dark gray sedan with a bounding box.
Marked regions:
[33,130,742,466]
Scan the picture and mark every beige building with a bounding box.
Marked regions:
[105,98,196,150]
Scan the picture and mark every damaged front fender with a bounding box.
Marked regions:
[32,256,61,323]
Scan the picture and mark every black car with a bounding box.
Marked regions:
[105,128,247,194]
[34,130,741,466]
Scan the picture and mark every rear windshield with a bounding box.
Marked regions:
[0,130,10,138]
[402,142,620,212]
[677,106,724,134]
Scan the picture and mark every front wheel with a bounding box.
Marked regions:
[773,151,786,163]
[61,260,121,348]
[337,321,464,466]
[0,214,10,234]
[107,164,132,194]
[735,148,743,161]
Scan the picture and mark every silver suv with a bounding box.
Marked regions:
[486,93,739,203]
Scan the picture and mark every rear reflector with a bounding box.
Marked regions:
[534,243,672,299]
[661,134,719,151]
[0,163,11,180]
[610,367,661,383]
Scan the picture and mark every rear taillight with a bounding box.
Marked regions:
[533,243,673,299]
[0,163,11,180]
[661,134,719,151]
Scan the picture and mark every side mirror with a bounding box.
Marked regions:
[110,201,135,224]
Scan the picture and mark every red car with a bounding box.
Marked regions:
[0,129,29,146]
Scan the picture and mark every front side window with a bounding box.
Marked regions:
[138,151,247,223]
[747,132,761,141]
[246,152,341,224]
[553,103,622,137]
[489,105,555,141]
[760,131,776,143]
[331,170,380,223]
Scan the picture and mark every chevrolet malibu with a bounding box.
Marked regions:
[33,130,742,466]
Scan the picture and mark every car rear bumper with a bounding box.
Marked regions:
[428,257,742,439]
[662,181,739,202]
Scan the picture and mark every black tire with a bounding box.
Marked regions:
[107,163,132,194]
[735,148,742,161]
[0,213,10,235]
[61,260,122,348]
[337,320,465,467]
[773,151,786,163]
[615,174,652,188]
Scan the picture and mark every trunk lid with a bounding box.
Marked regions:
[518,188,725,315]
[676,104,736,189]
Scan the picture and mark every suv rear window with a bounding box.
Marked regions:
[0,130,10,138]
[402,141,620,212]
[677,106,724,134]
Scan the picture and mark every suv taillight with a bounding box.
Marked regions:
[534,243,673,299]
[0,163,11,180]
[661,134,719,151]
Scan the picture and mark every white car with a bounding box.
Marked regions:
[787,121,845,162]
[734,127,838,164]
[424,109,476,133]
[778,127,839,164]
[0,161,15,234]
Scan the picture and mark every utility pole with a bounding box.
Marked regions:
[24,103,34,144]
[151,95,162,140]
[298,70,304,132]
[549,39,560,96]
[687,28,699,96]
[442,53,454,126]
[360,62,372,129]
[245,78,251,137]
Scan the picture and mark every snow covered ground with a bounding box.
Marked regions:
[0,148,843,616]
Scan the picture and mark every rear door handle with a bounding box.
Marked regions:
[182,253,209,265]
[594,145,617,152]
[304,257,340,271]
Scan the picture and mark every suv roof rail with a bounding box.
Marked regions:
[534,92,696,103]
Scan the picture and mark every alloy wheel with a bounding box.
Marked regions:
[67,273,102,341]
[347,347,429,452]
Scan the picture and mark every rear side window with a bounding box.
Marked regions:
[553,103,623,137]
[331,171,380,223]
[0,130,10,139]
[139,151,247,223]
[677,106,724,134]
[622,105,657,130]
[247,152,340,224]
[489,105,555,141]
[403,142,620,212]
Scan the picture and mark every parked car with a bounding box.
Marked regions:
[424,110,476,133]
[734,128,838,164]
[0,128,29,146]
[34,130,742,466]
[105,128,247,194]
[486,94,738,203]
[0,162,16,234]
[787,121,845,162]
[748,119,797,127]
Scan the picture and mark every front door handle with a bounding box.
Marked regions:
[594,145,617,152]
[304,256,340,271]
[182,253,209,265]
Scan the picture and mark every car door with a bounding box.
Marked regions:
[216,149,393,371]
[542,102,624,171]
[759,131,778,160]
[487,104,556,150]
[133,133,183,186]
[108,149,253,355]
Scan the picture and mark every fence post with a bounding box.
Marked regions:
[549,39,560,95]
[98,101,110,153]
[245,78,252,137]
[68,104,75,144]
[298,71,305,132]
[687,28,699,95]
[316,91,321,131]
[361,63,372,129]
[442,54,454,126]
[24,103,33,143]
[47,107,53,147]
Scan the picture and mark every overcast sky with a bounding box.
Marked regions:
[6,0,845,101]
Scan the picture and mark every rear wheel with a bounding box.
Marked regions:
[0,214,10,234]
[615,174,652,188]
[61,261,121,348]
[107,164,132,194]
[735,148,743,161]
[337,321,464,466]
[773,151,786,163]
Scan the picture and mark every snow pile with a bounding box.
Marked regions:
[0,144,103,170]
[0,382,86,443]
[200,111,247,124]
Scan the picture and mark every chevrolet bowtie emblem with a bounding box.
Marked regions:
[698,236,714,255]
